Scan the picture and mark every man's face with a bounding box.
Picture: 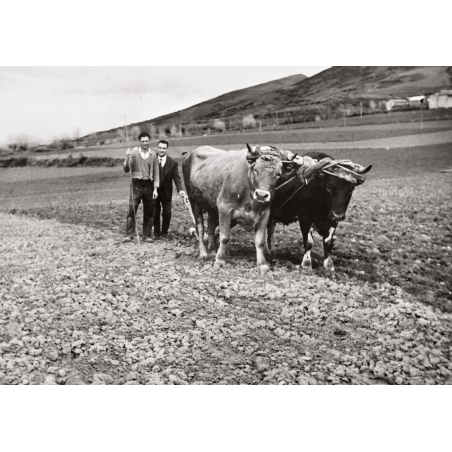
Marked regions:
[157,142,168,158]
[140,137,150,151]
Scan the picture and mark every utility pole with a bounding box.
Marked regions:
[420,102,423,130]
[259,120,262,132]
[341,108,347,127]
[276,111,278,126]
[179,123,182,138]
[360,102,363,119]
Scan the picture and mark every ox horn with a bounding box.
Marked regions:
[354,164,373,175]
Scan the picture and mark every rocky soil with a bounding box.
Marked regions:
[1,211,451,385]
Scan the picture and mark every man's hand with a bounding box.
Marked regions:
[125,148,131,159]
[179,190,186,199]
[153,188,158,200]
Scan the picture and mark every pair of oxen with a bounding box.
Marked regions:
[182,145,372,273]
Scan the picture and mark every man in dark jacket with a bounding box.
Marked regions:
[154,140,185,239]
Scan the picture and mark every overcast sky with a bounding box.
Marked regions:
[0,66,330,145]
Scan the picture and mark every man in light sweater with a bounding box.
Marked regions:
[123,132,159,243]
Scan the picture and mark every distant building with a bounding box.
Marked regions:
[386,98,409,111]
[427,90,452,109]
[386,96,427,111]
[407,95,426,108]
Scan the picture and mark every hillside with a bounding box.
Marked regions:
[84,66,452,142]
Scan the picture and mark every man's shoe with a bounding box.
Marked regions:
[122,236,133,243]
[142,236,153,243]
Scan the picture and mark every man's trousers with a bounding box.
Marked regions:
[125,179,155,238]
[154,195,172,235]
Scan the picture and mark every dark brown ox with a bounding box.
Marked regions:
[182,145,296,270]
[267,151,372,272]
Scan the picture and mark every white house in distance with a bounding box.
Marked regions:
[427,90,452,109]
[386,95,427,111]
[386,98,410,111]
[407,95,426,107]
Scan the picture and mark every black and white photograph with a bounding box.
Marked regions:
[2,64,451,387]
[0,1,450,450]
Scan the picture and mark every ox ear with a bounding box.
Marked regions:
[246,143,260,165]
[281,150,297,161]
[318,172,325,179]
[246,144,260,155]
[281,151,298,172]
[246,143,256,154]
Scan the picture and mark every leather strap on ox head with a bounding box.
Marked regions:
[320,160,371,185]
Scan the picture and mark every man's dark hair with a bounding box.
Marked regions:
[139,132,151,141]
[158,139,169,148]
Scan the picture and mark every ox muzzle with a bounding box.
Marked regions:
[253,189,271,203]
[331,212,346,222]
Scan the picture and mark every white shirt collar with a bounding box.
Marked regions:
[158,155,167,166]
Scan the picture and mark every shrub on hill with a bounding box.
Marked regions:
[242,114,256,129]
[212,119,226,132]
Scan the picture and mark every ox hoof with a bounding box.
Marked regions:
[323,258,335,272]
[301,261,313,271]
[198,253,208,260]
[259,265,270,274]
[214,260,225,268]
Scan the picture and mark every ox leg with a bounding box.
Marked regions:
[214,208,232,268]
[255,210,271,271]
[323,226,336,272]
[299,219,314,270]
[206,209,219,256]
[265,217,276,260]
[192,202,208,259]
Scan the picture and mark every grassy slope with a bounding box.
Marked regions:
[93,73,308,136]
[82,66,452,142]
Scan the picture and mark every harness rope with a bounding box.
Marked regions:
[183,194,199,239]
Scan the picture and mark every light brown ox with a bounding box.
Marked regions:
[182,145,296,271]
